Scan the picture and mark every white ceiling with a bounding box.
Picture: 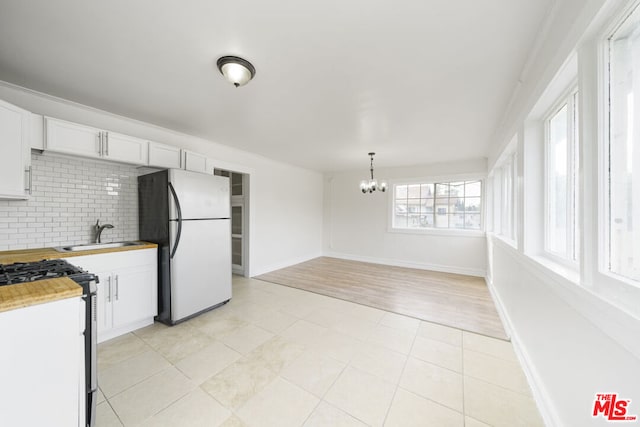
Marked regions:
[0,0,552,172]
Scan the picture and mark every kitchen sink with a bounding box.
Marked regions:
[54,241,144,252]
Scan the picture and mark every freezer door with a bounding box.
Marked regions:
[169,219,232,322]
[168,169,229,220]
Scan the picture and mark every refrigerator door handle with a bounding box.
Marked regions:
[169,182,183,259]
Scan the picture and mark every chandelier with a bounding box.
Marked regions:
[359,152,387,193]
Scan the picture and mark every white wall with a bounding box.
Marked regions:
[486,0,640,426]
[490,238,640,427]
[324,158,487,276]
[0,81,323,276]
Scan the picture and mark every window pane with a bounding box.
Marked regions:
[420,198,434,214]
[231,173,243,196]
[408,213,421,228]
[407,184,421,198]
[466,214,481,229]
[450,182,464,197]
[450,213,465,229]
[465,181,482,197]
[450,198,465,213]
[435,209,448,228]
[548,105,569,254]
[407,199,421,214]
[395,185,408,199]
[419,214,434,227]
[231,206,242,235]
[421,184,434,198]
[435,183,449,197]
[232,237,242,265]
[395,201,407,215]
[465,197,481,212]
[610,10,640,281]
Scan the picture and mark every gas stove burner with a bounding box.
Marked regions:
[0,259,94,286]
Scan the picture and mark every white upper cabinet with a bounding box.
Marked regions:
[182,149,208,173]
[0,99,31,200]
[149,141,182,169]
[45,117,149,166]
[103,131,149,165]
[45,117,102,159]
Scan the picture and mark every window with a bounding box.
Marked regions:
[545,90,579,261]
[608,5,640,282]
[500,157,515,239]
[494,152,518,242]
[392,180,482,231]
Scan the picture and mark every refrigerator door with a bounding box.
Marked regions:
[168,169,229,220]
[169,219,232,321]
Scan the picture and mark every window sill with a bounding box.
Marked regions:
[387,227,486,238]
[527,254,580,286]
[488,232,518,249]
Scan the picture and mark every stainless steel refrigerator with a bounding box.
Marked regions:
[138,168,232,325]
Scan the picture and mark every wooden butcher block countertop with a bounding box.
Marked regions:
[0,241,157,313]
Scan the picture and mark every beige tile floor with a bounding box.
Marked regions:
[96,276,545,427]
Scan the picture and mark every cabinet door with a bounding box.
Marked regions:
[149,142,182,169]
[94,270,114,336]
[182,150,208,173]
[104,132,149,165]
[111,265,155,329]
[0,99,29,199]
[0,297,82,427]
[45,117,101,159]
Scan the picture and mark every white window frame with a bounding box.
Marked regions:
[491,150,518,246]
[601,0,640,287]
[387,174,485,236]
[543,87,580,267]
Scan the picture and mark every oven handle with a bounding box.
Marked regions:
[168,182,182,259]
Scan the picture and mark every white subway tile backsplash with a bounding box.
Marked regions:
[0,152,140,250]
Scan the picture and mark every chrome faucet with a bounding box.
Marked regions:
[94,219,114,244]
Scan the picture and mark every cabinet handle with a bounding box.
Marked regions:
[115,275,119,300]
[24,166,32,194]
[98,132,103,156]
[106,276,112,302]
[105,132,109,156]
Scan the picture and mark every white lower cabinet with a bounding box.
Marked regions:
[68,248,157,343]
[0,297,83,427]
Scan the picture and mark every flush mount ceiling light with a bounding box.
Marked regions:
[360,152,387,194]
[216,56,256,88]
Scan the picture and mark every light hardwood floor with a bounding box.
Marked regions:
[256,257,507,340]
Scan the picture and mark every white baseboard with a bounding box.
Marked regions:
[485,276,560,427]
[323,251,486,277]
[484,276,512,339]
[251,252,323,277]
